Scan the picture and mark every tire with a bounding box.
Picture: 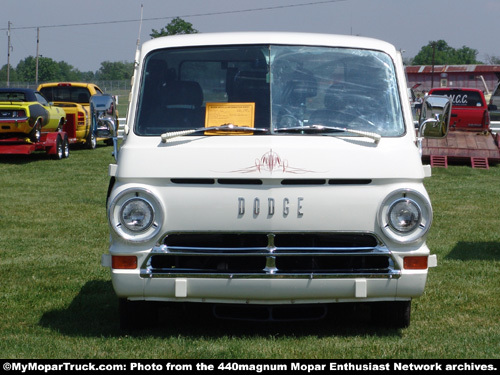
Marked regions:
[119,298,158,330]
[57,118,65,132]
[86,130,97,149]
[52,135,64,160]
[62,135,70,158]
[371,301,411,329]
[30,120,42,143]
[119,298,133,330]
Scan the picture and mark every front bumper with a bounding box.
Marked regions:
[103,231,435,304]
[107,271,429,304]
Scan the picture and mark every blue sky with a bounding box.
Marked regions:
[1,0,499,71]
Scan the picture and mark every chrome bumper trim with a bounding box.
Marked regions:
[140,232,400,280]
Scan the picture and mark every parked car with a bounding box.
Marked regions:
[38,82,114,148]
[0,88,66,142]
[428,88,490,131]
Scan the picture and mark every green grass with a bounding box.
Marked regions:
[0,148,499,359]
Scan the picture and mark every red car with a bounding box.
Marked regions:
[428,88,490,131]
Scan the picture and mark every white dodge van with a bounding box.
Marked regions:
[98,32,450,329]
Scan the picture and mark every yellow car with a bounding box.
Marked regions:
[0,88,66,142]
[38,82,112,148]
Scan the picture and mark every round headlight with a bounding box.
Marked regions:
[108,188,163,242]
[379,189,432,243]
[120,198,154,232]
[388,198,421,233]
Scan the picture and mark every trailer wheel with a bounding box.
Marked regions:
[86,130,97,149]
[62,135,70,158]
[52,135,64,160]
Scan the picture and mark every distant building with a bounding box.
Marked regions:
[405,65,500,94]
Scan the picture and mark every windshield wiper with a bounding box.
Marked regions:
[161,124,268,143]
[161,123,381,144]
[275,124,381,144]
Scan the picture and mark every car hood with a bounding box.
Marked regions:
[115,134,425,180]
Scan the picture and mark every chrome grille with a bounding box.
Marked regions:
[161,232,378,250]
[141,233,400,279]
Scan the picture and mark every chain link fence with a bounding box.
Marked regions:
[0,80,131,92]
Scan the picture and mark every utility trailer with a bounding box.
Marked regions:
[422,88,500,169]
[421,130,500,169]
[0,131,69,160]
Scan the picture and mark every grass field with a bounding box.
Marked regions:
[0,145,499,359]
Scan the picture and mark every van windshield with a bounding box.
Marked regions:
[136,44,404,137]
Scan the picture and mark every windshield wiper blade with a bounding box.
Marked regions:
[275,124,381,144]
[161,124,268,142]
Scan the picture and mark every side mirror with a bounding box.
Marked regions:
[418,95,451,139]
[90,94,118,158]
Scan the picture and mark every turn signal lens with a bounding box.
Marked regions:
[404,256,428,270]
[112,256,137,269]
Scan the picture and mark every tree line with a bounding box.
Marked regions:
[408,40,500,66]
[1,17,498,85]
[0,58,134,84]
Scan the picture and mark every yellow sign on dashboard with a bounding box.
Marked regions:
[205,102,255,135]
